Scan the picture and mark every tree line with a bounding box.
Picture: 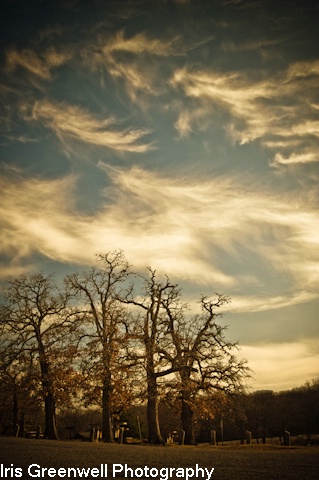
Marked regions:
[4,250,315,445]
[118,379,319,445]
[194,380,319,445]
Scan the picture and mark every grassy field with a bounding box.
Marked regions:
[0,437,318,480]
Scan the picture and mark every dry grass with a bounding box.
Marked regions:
[0,437,318,480]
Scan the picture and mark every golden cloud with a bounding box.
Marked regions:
[29,100,153,152]
[6,48,71,79]
[1,167,318,302]
[171,60,319,166]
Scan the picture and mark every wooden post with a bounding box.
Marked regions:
[210,429,216,446]
[246,431,251,444]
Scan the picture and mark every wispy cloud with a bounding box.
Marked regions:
[171,60,319,166]
[271,151,318,166]
[80,31,180,102]
[286,59,319,79]
[174,107,209,137]
[99,29,214,57]
[0,172,78,268]
[102,30,181,57]
[224,291,318,314]
[1,167,318,306]
[222,35,291,52]
[81,30,213,102]
[107,62,165,102]
[5,48,71,79]
[26,100,153,152]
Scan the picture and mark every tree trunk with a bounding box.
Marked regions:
[20,412,25,437]
[39,347,58,440]
[181,398,196,445]
[179,373,196,445]
[102,375,114,442]
[147,374,164,444]
[43,390,58,439]
[12,381,18,432]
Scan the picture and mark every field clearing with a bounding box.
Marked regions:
[0,437,318,480]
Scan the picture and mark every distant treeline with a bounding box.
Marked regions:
[56,380,319,445]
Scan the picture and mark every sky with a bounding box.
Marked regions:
[1,0,319,392]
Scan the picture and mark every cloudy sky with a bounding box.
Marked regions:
[1,0,319,391]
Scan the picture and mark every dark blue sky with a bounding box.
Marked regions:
[1,0,319,390]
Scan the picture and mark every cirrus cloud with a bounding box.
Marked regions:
[171,60,319,167]
[5,48,72,79]
[25,100,154,152]
[1,166,318,307]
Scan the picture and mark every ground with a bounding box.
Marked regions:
[0,437,318,480]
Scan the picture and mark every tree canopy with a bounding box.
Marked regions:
[1,251,251,443]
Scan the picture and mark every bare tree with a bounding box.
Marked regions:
[0,346,42,437]
[0,273,76,439]
[123,269,189,444]
[65,251,133,442]
[162,295,249,444]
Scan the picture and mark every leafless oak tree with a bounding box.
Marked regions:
[0,273,77,439]
[162,294,250,444]
[65,251,133,442]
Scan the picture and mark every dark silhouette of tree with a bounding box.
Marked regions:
[122,270,248,444]
[301,379,319,441]
[245,390,276,443]
[0,273,77,439]
[65,251,133,442]
[123,269,188,444]
[275,379,319,443]
[0,348,44,436]
[161,294,249,444]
